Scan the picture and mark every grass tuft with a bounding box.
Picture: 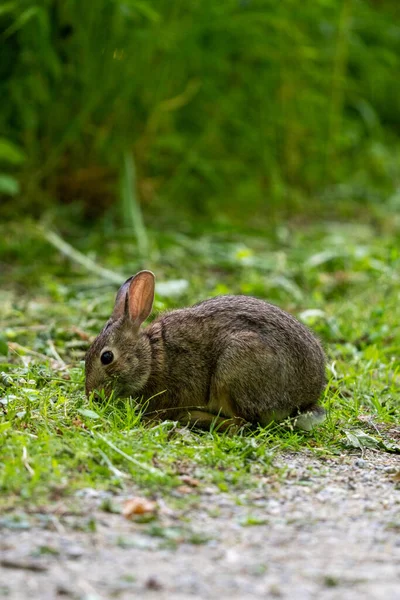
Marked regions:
[0,216,399,509]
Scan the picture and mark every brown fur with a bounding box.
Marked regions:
[85,272,327,428]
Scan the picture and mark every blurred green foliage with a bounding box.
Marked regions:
[1,0,400,221]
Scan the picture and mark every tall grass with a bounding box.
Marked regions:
[0,0,399,222]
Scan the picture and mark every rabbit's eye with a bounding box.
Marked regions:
[101,350,114,365]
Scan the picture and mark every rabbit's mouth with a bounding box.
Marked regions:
[85,373,121,401]
[88,385,120,403]
[90,378,139,402]
[85,357,150,401]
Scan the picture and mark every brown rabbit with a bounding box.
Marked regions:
[85,271,326,430]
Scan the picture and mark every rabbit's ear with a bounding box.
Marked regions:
[111,276,134,320]
[127,270,155,328]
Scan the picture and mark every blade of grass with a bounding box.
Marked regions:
[120,151,149,259]
[93,431,168,479]
[41,228,122,284]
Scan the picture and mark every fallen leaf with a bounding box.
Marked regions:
[343,429,380,450]
[180,475,200,487]
[343,429,400,454]
[122,497,157,518]
[381,440,400,454]
[77,408,100,419]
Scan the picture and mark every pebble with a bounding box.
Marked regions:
[384,466,398,474]
[145,576,163,590]
[63,544,84,559]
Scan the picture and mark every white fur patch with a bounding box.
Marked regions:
[293,409,326,431]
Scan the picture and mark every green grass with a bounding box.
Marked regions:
[0,215,399,511]
[2,1,400,219]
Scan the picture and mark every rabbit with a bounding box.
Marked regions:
[85,270,327,431]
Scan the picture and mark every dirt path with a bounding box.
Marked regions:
[1,450,399,600]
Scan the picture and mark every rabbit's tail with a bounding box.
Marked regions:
[293,405,326,431]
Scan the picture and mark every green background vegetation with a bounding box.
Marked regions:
[1,0,400,223]
[0,1,399,507]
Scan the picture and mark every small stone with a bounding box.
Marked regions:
[384,466,398,474]
[175,485,193,495]
[269,584,282,597]
[145,576,163,590]
[203,487,217,495]
[324,574,340,587]
[56,583,74,596]
[65,545,84,560]
[354,459,367,468]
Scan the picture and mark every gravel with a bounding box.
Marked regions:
[1,450,399,600]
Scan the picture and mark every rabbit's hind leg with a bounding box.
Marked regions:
[177,410,246,432]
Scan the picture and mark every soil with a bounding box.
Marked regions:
[1,450,399,600]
